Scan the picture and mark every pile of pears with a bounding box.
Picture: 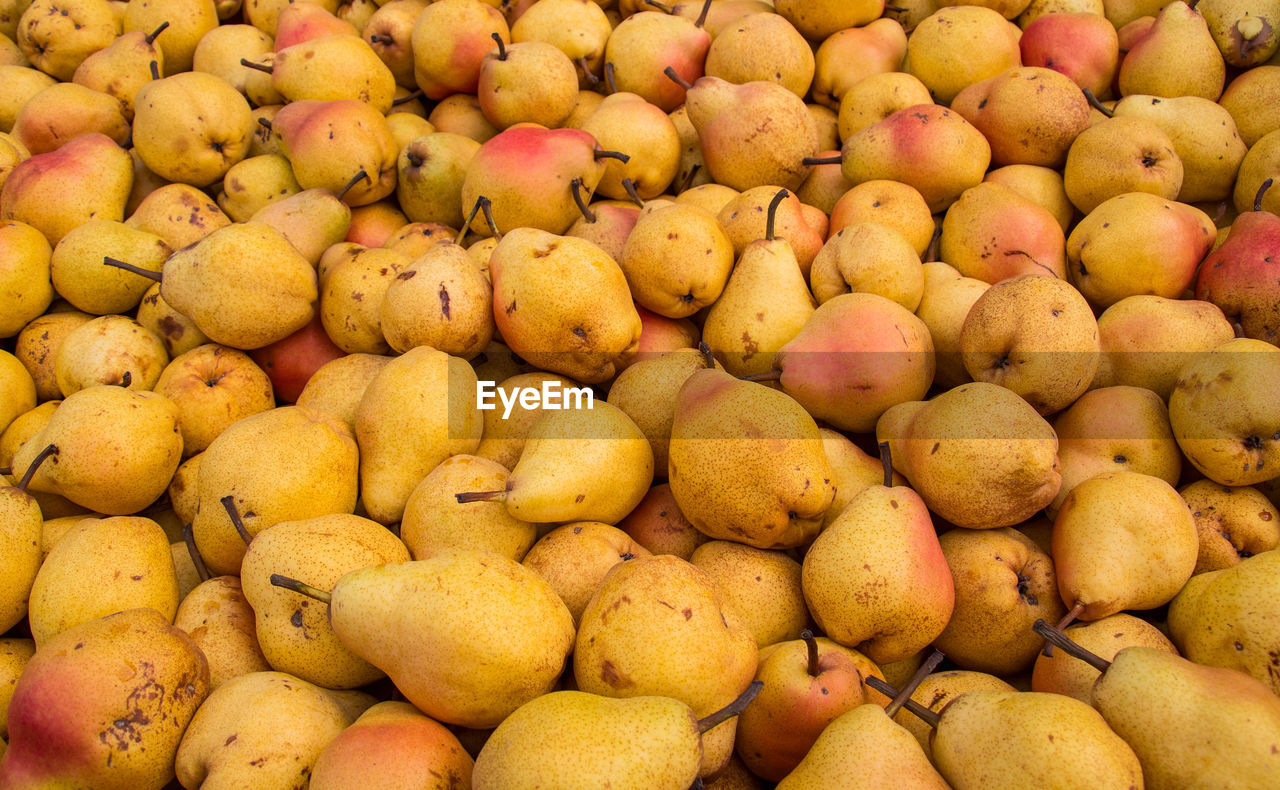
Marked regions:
[4,0,1280,785]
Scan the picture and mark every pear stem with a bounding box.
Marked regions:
[1041,601,1086,657]
[1082,89,1114,118]
[802,154,842,166]
[491,32,507,60]
[239,57,273,74]
[455,490,507,503]
[459,195,499,243]
[621,178,644,208]
[183,522,211,583]
[885,649,944,718]
[368,33,393,44]
[595,149,630,164]
[663,66,693,91]
[603,61,617,95]
[740,370,781,382]
[392,90,424,107]
[1254,177,1273,212]
[15,443,57,492]
[270,573,333,605]
[576,57,599,86]
[925,224,942,263]
[570,178,596,223]
[698,341,715,369]
[1033,619,1112,673]
[146,21,169,44]
[677,163,700,195]
[119,370,132,388]
[878,441,894,488]
[103,257,163,282]
[644,0,673,11]
[765,188,789,241]
[866,677,943,728]
[149,59,160,80]
[802,629,820,677]
[221,495,254,545]
[694,0,711,28]
[335,169,369,202]
[697,680,763,733]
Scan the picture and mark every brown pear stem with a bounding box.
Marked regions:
[801,629,820,677]
[490,32,507,60]
[698,341,715,369]
[240,58,273,74]
[878,441,894,488]
[866,677,943,728]
[119,370,132,388]
[335,169,369,202]
[570,178,596,223]
[103,257,163,282]
[257,116,273,131]
[740,370,781,382]
[146,21,169,44]
[149,59,160,80]
[595,149,630,164]
[1033,619,1112,673]
[765,188,789,241]
[603,60,617,95]
[802,154,842,166]
[688,779,703,790]
[677,163,700,195]
[885,649,944,718]
[663,66,693,91]
[644,0,673,11]
[15,444,57,492]
[694,0,711,28]
[270,573,333,605]
[183,522,211,582]
[1041,601,1086,657]
[621,178,644,208]
[697,680,763,733]
[576,57,599,86]
[1254,177,1274,212]
[368,33,393,44]
[221,495,254,545]
[1082,89,1114,118]
[458,195,499,243]
[455,490,507,503]
[391,90,424,106]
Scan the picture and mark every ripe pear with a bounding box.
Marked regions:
[400,454,536,561]
[914,260,990,389]
[578,89,683,202]
[410,0,508,100]
[705,11,814,98]
[174,670,374,790]
[1195,177,1280,343]
[1032,613,1177,702]
[1091,295,1235,399]
[667,367,835,549]
[270,33,396,113]
[0,608,209,790]
[473,371,577,470]
[192,405,359,576]
[396,132,480,228]
[905,5,1022,104]
[269,98,399,207]
[15,0,118,81]
[1118,0,1226,100]
[877,381,1062,530]
[1053,470,1200,622]
[355,345,483,525]
[604,9,710,112]
[122,0,217,74]
[1062,116,1184,215]
[809,221,923,309]
[249,184,355,266]
[52,313,167,395]
[1168,337,1280,487]
[172,575,271,690]
[11,81,130,155]
[940,180,1068,283]
[952,66,1092,168]
[618,203,734,319]
[889,670,1016,760]
[810,17,909,109]
[378,240,494,359]
[132,71,254,189]
[828,179,935,256]
[11,384,182,515]
[0,445,51,634]
[71,22,167,121]
[50,219,170,316]
[1111,94,1248,204]
[1218,64,1280,146]
[11,312,92,402]
[574,554,760,778]
[523,522,651,625]
[1180,480,1280,573]
[310,701,475,790]
[689,541,809,650]
[0,219,50,337]
[125,182,232,251]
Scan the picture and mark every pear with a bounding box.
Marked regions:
[410,0,509,100]
[132,71,254,189]
[240,513,410,690]
[704,11,814,98]
[809,221,923,308]
[1167,549,1280,694]
[616,483,709,560]
[121,0,217,74]
[905,5,1022,104]
[11,81,130,155]
[1037,621,1280,788]
[1195,177,1280,344]
[828,178,935,256]
[310,701,475,790]
[577,89,683,203]
[277,550,575,729]
[12,312,93,403]
[1062,116,1184,215]
[914,261,990,389]
[1031,613,1178,702]
[191,405,359,576]
[27,515,179,646]
[1179,480,1280,573]
[477,37,579,130]
[522,522,651,625]
[489,226,641,384]
[172,575,271,690]
[248,184,354,266]
[269,33,396,113]
[1218,64,1280,146]
[459,400,654,525]
[1091,295,1235,399]
[776,703,951,790]
[603,9,711,112]
[53,314,167,395]
[174,670,374,790]
[951,66,1092,169]
[0,608,209,790]
[11,385,182,515]
[153,343,276,456]
[930,688,1145,790]
[0,219,51,338]
[0,639,35,740]
[50,219,170,316]
[509,0,612,87]
[681,74,819,191]
[14,0,118,81]
[1118,0,1227,100]
[473,685,761,790]
[364,0,431,89]
[378,240,494,359]
[573,554,760,778]
[0,444,53,634]
[667,366,835,549]
[473,371,578,471]
[1053,470,1200,623]
[71,22,168,120]
[802,451,955,664]
[877,382,1062,530]
[1199,0,1280,67]
[294,353,392,433]
[269,98,399,207]
[940,181,1068,283]
[125,182,232,251]
[889,670,1017,761]
[689,541,809,650]
[396,131,480,229]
